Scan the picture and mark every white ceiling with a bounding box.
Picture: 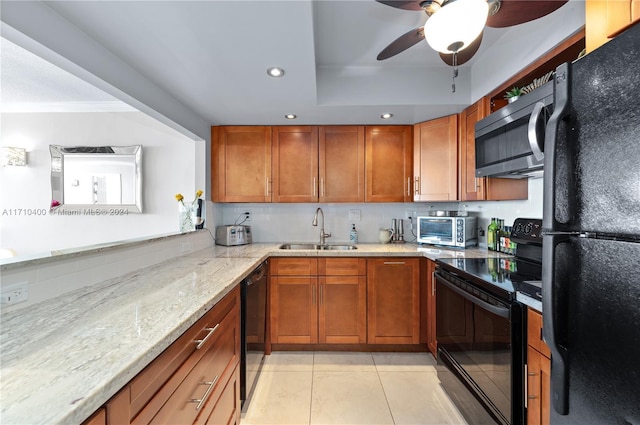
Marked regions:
[1,0,585,126]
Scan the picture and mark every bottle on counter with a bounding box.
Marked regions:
[498,220,506,253]
[349,224,358,244]
[487,218,497,251]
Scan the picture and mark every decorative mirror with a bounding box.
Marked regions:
[50,145,143,213]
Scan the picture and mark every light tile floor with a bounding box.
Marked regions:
[241,352,469,425]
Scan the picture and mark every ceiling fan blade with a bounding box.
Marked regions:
[377,26,425,60]
[439,31,483,66]
[486,0,568,28]
[374,0,424,11]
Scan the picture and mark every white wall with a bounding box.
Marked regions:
[0,111,199,257]
[218,177,542,246]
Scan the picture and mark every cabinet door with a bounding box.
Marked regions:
[365,126,413,202]
[319,126,365,203]
[527,346,551,425]
[270,276,318,344]
[272,126,319,202]
[318,276,367,344]
[413,115,458,201]
[367,258,420,344]
[212,126,272,202]
[459,101,486,201]
[426,260,437,356]
[458,99,528,201]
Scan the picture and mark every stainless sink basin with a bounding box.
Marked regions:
[279,244,357,251]
[320,245,357,250]
[279,243,321,250]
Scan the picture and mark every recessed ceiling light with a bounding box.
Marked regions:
[267,67,285,77]
[381,113,393,119]
[285,114,297,119]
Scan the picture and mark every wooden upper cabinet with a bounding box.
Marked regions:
[319,126,365,203]
[272,126,319,203]
[365,126,413,202]
[211,126,272,202]
[458,99,528,201]
[413,115,458,202]
[586,0,640,52]
[459,100,486,201]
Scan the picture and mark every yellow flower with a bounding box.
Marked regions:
[195,190,203,198]
[175,194,184,202]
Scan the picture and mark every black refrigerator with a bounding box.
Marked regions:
[541,21,640,424]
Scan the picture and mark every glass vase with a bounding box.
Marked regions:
[178,202,197,233]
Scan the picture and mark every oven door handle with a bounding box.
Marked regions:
[435,273,509,319]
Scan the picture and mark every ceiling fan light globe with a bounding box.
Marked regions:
[424,0,488,53]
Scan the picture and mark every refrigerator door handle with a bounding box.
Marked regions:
[543,62,571,231]
[528,102,548,161]
[542,234,570,415]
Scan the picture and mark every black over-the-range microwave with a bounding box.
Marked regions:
[474,80,554,179]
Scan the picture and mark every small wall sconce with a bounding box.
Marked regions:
[1,147,28,167]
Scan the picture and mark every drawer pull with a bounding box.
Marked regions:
[528,395,538,400]
[383,261,406,265]
[194,323,220,350]
[189,375,220,411]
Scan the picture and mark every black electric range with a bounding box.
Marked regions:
[434,218,543,425]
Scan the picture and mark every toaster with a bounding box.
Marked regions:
[215,225,252,246]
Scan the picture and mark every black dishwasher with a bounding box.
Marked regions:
[240,260,267,405]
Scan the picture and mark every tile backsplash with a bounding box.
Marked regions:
[219,178,543,246]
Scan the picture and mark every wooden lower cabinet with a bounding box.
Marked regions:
[527,308,551,425]
[270,257,367,345]
[96,286,241,425]
[367,258,420,344]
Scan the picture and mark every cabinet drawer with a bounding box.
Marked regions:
[318,258,365,276]
[142,305,239,424]
[270,257,317,275]
[130,286,239,423]
[198,365,240,425]
[527,308,551,358]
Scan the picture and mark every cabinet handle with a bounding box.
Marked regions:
[415,177,420,195]
[194,323,220,350]
[407,177,411,197]
[320,284,324,305]
[383,261,406,265]
[432,271,436,296]
[524,365,528,408]
[189,375,220,411]
[312,284,316,305]
[313,177,317,197]
[321,178,326,198]
[265,177,272,196]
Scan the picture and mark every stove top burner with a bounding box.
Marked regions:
[437,256,542,302]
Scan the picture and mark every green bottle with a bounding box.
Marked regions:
[487,218,497,251]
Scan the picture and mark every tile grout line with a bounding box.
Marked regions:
[309,351,315,425]
[373,353,398,425]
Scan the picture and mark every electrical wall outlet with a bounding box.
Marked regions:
[1,282,29,305]
[348,209,361,222]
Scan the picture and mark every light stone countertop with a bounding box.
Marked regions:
[0,242,508,425]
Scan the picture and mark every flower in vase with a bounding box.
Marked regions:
[175,190,202,207]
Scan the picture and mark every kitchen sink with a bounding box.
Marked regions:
[279,244,357,250]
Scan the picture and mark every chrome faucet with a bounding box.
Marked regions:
[312,207,331,245]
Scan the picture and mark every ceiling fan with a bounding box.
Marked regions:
[376,0,567,89]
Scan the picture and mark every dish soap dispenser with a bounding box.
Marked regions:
[349,224,358,244]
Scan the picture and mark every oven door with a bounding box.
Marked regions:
[435,269,524,425]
